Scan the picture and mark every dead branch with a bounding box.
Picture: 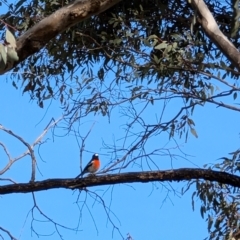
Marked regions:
[0,118,62,181]
[0,124,36,180]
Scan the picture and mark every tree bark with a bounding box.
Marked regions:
[1,168,240,195]
[0,0,122,74]
[191,0,240,70]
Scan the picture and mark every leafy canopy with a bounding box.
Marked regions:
[0,0,240,239]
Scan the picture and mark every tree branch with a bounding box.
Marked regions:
[0,168,240,195]
[191,0,240,70]
[0,124,37,181]
[0,226,17,240]
[0,0,122,74]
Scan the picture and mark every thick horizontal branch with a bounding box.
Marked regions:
[1,168,240,195]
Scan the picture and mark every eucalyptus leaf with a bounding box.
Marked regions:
[7,47,19,61]
[6,29,17,48]
[190,127,198,138]
[155,42,168,50]
[0,44,7,64]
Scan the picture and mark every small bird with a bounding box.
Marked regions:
[76,153,100,178]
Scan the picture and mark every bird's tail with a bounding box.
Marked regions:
[75,170,85,179]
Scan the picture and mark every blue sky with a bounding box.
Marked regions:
[1,1,240,239]
[0,69,239,240]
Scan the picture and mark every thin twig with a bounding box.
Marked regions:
[0,226,17,240]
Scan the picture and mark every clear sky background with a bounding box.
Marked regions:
[1,2,240,240]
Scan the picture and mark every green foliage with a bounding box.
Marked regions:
[0,0,238,142]
[188,150,240,240]
[195,180,240,240]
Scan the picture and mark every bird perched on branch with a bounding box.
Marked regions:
[76,153,100,178]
